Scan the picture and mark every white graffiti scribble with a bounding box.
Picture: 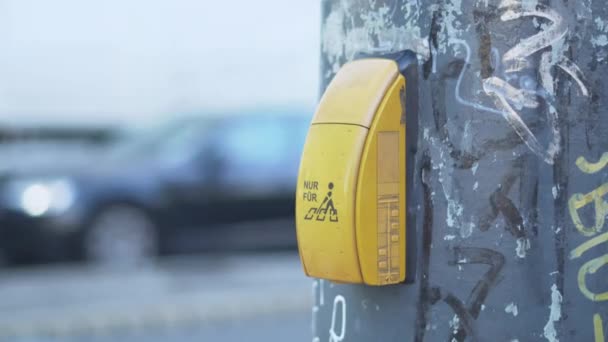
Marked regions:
[555,58,589,97]
[482,75,561,165]
[321,1,430,77]
[455,1,589,164]
[500,4,568,73]
[311,280,323,341]
[319,279,325,306]
[329,295,346,342]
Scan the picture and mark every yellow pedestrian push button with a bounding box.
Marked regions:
[296,51,417,286]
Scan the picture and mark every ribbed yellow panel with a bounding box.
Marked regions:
[355,75,406,285]
[376,132,401,284]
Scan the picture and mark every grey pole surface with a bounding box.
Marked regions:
[312,0,608,341]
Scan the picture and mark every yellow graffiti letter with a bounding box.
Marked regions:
[595,314,605,342]
[577,153,608,174]
[578,254,608,302]
[570,232,608,260]
[569,183,608,237]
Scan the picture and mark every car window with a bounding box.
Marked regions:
[110,119,208,164]
[157,122,208,166]
[215,118,299,191]
[222,120,285,167]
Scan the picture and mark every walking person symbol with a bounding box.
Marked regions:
[316,183,338,222]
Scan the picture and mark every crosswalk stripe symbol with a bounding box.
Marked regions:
[304,182,338,222]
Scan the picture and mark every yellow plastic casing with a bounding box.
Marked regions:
[296,58,407,286]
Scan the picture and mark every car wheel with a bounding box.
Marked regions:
[85,205,158,268]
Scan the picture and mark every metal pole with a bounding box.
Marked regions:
[313,0,608,341]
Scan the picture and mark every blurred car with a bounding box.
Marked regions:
[0,113,309,265]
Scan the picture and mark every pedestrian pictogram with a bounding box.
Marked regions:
[305,182,338,222]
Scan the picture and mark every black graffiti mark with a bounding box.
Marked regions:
[444,247,505,342]
[417,6,539,341]
[585,80,601,151]
[453,248,506,317]
[443,294,479,342]
[421,60,523,342]
[414,152,439,342]
[551,64,571,302]
[477,170,527,240]
[423,3,443,80]
[404,54,421,283]
[551,163,566,314]
[472,5,500,80]
[412,153,504,342]
[430,60,482,170]
[527,175,540,237]
[479,129,535,152]
[415,245,505,342]
[489,188,526,239]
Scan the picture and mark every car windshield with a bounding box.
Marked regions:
[109,119,209,163]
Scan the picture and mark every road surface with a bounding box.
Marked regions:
[0,252,312,341]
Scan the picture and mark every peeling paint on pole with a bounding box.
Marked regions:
[314,0,608,341]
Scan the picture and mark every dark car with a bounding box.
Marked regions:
[0,114,309,266]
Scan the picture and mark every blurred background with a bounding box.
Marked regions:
[0,1,319,341]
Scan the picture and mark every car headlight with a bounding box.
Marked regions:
[5,178,77,217]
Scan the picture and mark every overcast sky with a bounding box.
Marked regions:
[0,0,320,126]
